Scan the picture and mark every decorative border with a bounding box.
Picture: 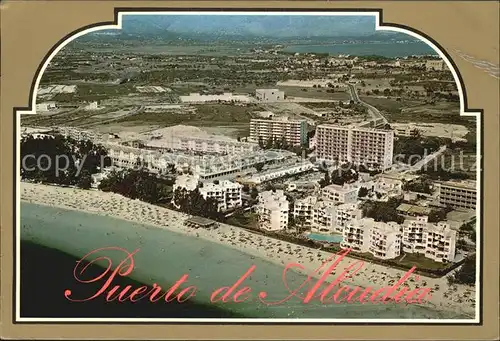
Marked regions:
[13,7,484,325]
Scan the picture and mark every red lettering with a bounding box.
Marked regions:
[211,265,255,303]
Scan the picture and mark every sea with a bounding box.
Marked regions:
[19,202,467,320]
[282,42,437,57]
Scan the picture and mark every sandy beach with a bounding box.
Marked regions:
[20,182,476,317]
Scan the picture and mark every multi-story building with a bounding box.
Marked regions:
[367,221,402,260]
[332,203,363,233]
[322,183,360,204]
[293,196,318,227]
[250,117,308,146]
[435,180,477,210]
[145,135,259,155]
[311,200,337,233]
[341,218,402,259]
[402,216,457,263]
[199,180,243,212]
[256,190,289,231]
[255,88,285,102]
[315,124,394,170]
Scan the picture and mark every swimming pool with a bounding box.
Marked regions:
[307,233,343,243]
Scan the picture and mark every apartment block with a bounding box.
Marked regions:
[146,135,259,155]
[250,117,308,146]
[256,190,290,231]
[293,196,318,227]
[311,200,337,233]
[402,216,457,263]
[315,124,394,170]
[341,218,402,260]
[332,203,363,233]
[255,88,285,102]
[322,183,359,204]
[199,180,243,212]
[436,180,477,210]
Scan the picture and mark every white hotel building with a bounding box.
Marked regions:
[293,196,318,228]
[173,175,242,212]
[402,216,457,263]
[315,124,394,170]
[199,180,243,212]
[321,183,359,204]
[341,218,402,260]
[256,190,289,231]
[249,117,308,146]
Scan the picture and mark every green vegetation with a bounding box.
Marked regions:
[99,169,173,204]
[417,165,471,181]
[358,187,369,198]
[226,210,258,229]
[20,134,109,188]
[172,187,224,221]
[361,198,405,224]
[396,253,449,270]
[448,254,476,285]
[394,136,443,165]
[402,178,433,194]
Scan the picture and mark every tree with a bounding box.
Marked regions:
[250,187,259,200]
[254,162,265,172]
[450,255,476,285]
[76,169,92,190]
[358,187,369,198]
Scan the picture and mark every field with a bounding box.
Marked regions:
[278,86,351,101]
[113,103,257,136]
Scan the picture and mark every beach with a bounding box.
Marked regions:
[20,182,476,318]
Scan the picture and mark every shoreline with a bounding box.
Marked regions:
[19,182,476,318]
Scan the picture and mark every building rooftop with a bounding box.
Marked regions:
[184,216,218,228]
[397,203,432,215]
[438,180,477,190]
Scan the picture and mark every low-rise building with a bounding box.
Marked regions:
[244,162,315,185]
[35,102,57,112]
[256,190,289,231]
[255,88,285,102]
[425,60,447,71]
[322,183,359,204]
[435,180,477,211]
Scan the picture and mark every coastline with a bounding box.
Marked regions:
[19,181,476,318]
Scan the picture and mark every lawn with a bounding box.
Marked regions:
[226,212,259,229]
[396,253,449,271]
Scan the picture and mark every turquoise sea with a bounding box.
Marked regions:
[20,202,466,320]
[282,42,437,57]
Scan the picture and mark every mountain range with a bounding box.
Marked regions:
[118,15,392,38]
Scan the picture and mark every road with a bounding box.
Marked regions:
[347,84,388,126]
[387,145,448,174]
